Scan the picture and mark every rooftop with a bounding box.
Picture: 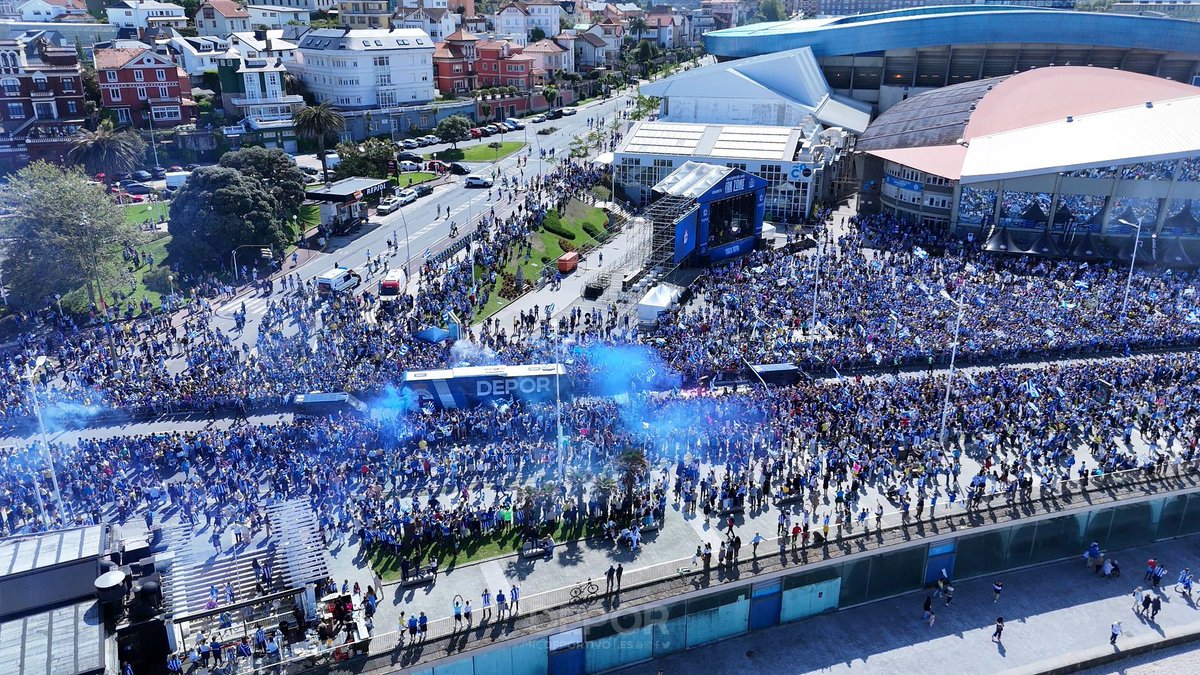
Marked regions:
[202,0,249,18]
[0,600,108,675]
[298,28,433,51]
[305,176,390,199]
[619,120,806,163]
[652,160,736,199]
[0,525,105,579]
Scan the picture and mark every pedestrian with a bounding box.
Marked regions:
[1153,565,1167,588]
[992,617,1005,643]
[1151,595,1162,620]
[407,613,418,643]
[510,584,521,613]
[606,564,616,591]
[1132,586,1144,613]
[944,585,954,607]
[751,532,764,557]
[927,607,936,627]
[992,580,1003,603]
[464,600,473,626]
[397,612,406,648]
[1141,593,1152,616]
[615,565,623,589]
[1109,620,1122,645]
[922,595,933,621]
[1145,558,1158,582]
[453,597,463,629]
[418,612,428,640]
[481,588,492,619]
[497,589,508,618]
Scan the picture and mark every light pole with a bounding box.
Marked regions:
[167,274,174,309]
[27,356,66,525]
[397,205,413,282]
[936,286,966,449]
[54,293,63,319]
[1116,218,1143,324]
[810,228,823,331]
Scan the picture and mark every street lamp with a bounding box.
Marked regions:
[810,227,824,332]
[27,355,66,525]
[54,293,63,319]
[1116,218,1146,325]
[933,286,967,449]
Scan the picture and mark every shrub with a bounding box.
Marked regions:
[542,212,576,240]
[582,221,609,241]
[142,266,175,294]
[558,238,578,253]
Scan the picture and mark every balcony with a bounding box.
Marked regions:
[148,96,182,105]
[231,94,304,107]
[30,90,55,99]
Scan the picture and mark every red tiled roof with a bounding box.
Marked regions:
[93,47,146,70]
[204,0,250,18]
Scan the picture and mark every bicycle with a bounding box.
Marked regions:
[570,578,600,601]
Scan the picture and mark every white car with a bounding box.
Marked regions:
[397,188,418,205]
[398,160,421,172]
[464,175,493,188]
[376,196,401,214]
[531,114,547,123]
[562,107,578,116]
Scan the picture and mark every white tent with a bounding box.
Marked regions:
[637,283,684,323]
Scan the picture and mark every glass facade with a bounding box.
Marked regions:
[421,494,1200,674]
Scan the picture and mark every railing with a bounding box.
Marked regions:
[209,464,1200,674]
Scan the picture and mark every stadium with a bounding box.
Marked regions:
[703,5,1200,112]
[854,66,1200,261]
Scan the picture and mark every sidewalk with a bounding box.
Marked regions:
[617,534,1200,675]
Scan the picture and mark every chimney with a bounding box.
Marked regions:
[254,28,267,41]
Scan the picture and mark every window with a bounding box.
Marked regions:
[33,101,54,119]
[155,69,166,81]
[137,87,146,100]
[6,102,24,119]
[105,70,117,82]
[1,78,18,96]
[61,77,75,92]
[111,88,121,101]
[134,69,144,82]
[376,73,391,86]
[67,100,77,114]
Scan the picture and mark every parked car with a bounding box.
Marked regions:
[301,166,321,177]
[132,170,152,182]
[184,163,200,171]
[545,109,563,120]
[401,139,420,149]
[396,188,418,205]
[464,174,492,188]
[376,196,401,214]
[562,107,578,116]
[167,165,184,172]
[414,184,434,197]
[469,127,482,139]
[149,166,167,179]
[427,159,451,172]
[505,118,525,130]
[396,151,423,162]
[398,160,421,172]
[422,135,441,144]
[531,114,547,123]
[125,183,153,194]
[449,162,470,175]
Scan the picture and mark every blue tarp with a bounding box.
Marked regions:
[415,327,452,343]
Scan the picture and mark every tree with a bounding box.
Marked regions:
[542,85,559,108]
[293,102,345,177]
[331,138,396,179]
[761,0,786,22]
[0,163,132,308]
[629,16,647,42]
[530,26,546,43]
[434,114,472,148]
[615,448,649,513]
[67,120,147,189]
[218,146,307,213]
[166,166,288,271]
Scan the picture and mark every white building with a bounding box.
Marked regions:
[523,37,571,75]
[493,0,564,46]
[245,0,335,12]
[614,120,853,221]
[393,5,458,42]
[247,5,310,28]
[16,0,90,22]
[164,34,230,75]
[583,19,621,66]
[195,0,250,37]
[292,27,435,110]
[108,0,187,30]
[230,28,299,61]
[639,47,871,134]
[220,54,304,151]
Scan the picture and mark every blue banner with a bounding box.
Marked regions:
[674,210,698,264]
[885,174,924,193]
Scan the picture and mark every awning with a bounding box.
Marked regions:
[415,327,452,343]
[593,151,614,167]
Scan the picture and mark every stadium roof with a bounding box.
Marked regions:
[704,5,1200,61]
[0,600,109,675]
[0,525,104,579]
[619,121,806,162]
[639,47,871,133]
[859,67,1200,181]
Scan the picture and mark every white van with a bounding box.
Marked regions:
[315,267,362,296]
[378,268,407,302]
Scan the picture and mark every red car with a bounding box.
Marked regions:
[469,127,482,139]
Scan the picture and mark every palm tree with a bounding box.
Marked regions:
[67,120,146,190]
[293,102,346,178]
[593,474,618,517]
[616,449,649,514]
[630,16,648,43]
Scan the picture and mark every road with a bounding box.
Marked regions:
[204,92,635,346]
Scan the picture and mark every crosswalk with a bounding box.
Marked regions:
[213,294,274,318]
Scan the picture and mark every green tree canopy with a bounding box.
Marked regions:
[760,0,786,22]
[331,138,395,180]
[543,85,559,107]
[218,146,307,213]
[166,166,288,271]
[67,120,147,187]
[0,163,132,308]
[530,26,546,43]
[293,102,346,176]
[434,114,472,148]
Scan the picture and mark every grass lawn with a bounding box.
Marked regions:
[390,171,439,188]
[471,199,609,323]
[123,201,170,226]
[299,203,321,229]
[368,518,594,580]
[428,141,525,163]
[61,234,175,315]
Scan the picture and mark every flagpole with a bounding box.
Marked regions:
[938,285,965,448]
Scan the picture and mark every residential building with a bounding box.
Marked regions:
[393,5,458,42]
[246,5,310,28]
[645,6,692,48]
[1112,0,1200,19]
[292,27,435,110]
[195,0,250,37]
[699,0,737,29]
[0,30,87,172]
[522,37,569,76]
[230,28,299,61]
[475,37,532,89]
[493,0,565,46]
[217,52,303,150]
[432,27,476,95]
[107,0,188,31]
[245,0,333,10]
[95,44,194,126]
[601,1,641,22]
[338,0,392,28]
[573,30,604,70]
[16,0,90,22]
[584,18,621,65]
[163,34,229,76]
